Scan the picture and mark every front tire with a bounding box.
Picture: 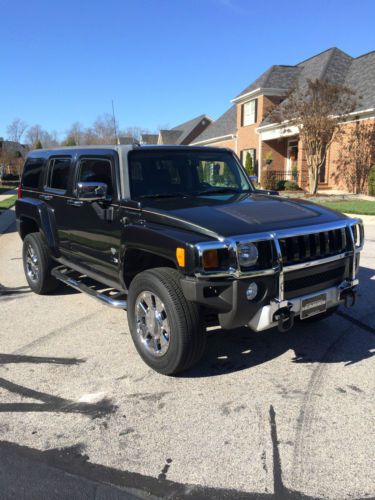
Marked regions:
[22,233,59,294]
[127,268,206,375]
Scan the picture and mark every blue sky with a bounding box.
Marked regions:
[1,0,375,139]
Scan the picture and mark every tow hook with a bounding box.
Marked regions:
[340,287,357,308]
[273,304,295,332]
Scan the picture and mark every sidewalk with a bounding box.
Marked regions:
[0,188,17,202]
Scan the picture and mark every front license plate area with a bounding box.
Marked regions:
[300,293,327,320]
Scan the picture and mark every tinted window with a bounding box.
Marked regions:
[47,158,71,191]
[22,158,44,188]
[78,158,113,196]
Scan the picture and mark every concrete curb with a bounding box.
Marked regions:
[0,207,16,235]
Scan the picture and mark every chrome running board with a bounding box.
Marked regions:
[51,266,127,309]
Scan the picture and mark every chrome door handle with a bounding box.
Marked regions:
[39,194,53,201]
[67,199,83,207]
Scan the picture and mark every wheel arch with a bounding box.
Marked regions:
[122,247,178,289]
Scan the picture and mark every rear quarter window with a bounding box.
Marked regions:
[22,158,44,189]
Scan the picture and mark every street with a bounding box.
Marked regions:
[0,216,374,499]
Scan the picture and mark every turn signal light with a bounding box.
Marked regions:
[176,247,186,267]
[202,249,219,269]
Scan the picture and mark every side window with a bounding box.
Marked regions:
[47,157,71,191]
[22,158,44,188]
[78,158,113,196]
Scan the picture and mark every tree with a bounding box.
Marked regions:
[64,122,84,145]
[64,137,77,146]
[34,140,43,149]
[92,113,118,144]
[336,120,375,194]
[245,152,254,176]
[6,118,28,143]
[273,79,357,194]
[26,125,43,147]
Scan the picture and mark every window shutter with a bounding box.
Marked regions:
[254,99,258,123]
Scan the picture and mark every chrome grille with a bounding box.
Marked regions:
[279,228,350,265]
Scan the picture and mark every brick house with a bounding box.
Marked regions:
[193,48,375,191]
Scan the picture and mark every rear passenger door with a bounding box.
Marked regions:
[64,154,122,283]
[43,156,73,258]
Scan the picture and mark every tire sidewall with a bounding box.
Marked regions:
[128,272,188,374]
[23,234,47,294]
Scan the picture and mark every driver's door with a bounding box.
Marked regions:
[65,154,122,282]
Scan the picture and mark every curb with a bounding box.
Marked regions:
[0,207,16,235]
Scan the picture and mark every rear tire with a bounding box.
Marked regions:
[127,267,206,375]
[22,233,59,294]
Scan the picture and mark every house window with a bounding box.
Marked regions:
[241,149,257,174]
[242,99,257,126]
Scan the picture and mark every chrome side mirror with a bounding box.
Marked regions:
[77,181,108,201]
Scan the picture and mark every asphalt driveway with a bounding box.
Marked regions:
[0,215,374,499]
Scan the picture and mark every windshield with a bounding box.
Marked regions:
[128,150,252,199]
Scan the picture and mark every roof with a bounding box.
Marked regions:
[192,106,237,144]
[170,114,212,144]
[255,47,375,127]
[234,65,301,99]
[159,129,183,144]
[140,133,158,144]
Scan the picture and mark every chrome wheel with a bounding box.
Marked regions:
[26,244,39,282]
[135,291,170,357]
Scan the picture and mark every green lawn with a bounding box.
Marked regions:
[0,184,17,195]
[317,199,375,216]
[0,195,17,210]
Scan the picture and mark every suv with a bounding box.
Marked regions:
[16,145,364,374]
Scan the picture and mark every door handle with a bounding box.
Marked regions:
[67,199,83,207]
[39,194,53,201]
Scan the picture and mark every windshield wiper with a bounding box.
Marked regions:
[138,192,192,199]
[193,187,244,196]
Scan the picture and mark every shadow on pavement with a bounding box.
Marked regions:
[183,266,375,378]
[0,353,117,418]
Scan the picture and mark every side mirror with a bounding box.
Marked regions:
[77,181,108,201]
[249,175,258,183]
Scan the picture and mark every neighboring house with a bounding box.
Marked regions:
[193,47,375,191]
[141,114,212,145]
[0,140,28,176]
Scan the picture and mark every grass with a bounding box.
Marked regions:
[0,184,18,195]
[0,195,17,211]
[317,199,375,216]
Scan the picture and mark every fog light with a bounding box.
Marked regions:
[246,282,258,301]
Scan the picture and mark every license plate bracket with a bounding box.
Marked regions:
[300,293,327,320]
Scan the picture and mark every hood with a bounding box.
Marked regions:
[141,193,348,239]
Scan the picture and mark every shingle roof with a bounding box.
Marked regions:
[344,51,375,110]
[159,129,183,144]
[192,106,236,144]
[171,114,212,144]
[257,47,375,126]
[235,65,301,99]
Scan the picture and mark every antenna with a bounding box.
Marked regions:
[111,99,119,145]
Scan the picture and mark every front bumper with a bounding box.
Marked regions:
[248,279,358,332]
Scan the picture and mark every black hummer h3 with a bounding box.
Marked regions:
[16,145,364,374]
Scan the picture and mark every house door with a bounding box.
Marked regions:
[286,140,298,181]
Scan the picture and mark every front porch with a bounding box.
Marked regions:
[258,136,330,192]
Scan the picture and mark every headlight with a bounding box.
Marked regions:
[237,242,258,267]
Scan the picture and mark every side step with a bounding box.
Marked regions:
[51,266,127,310]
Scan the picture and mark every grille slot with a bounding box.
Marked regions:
[279,228,349,265]
[284,264,346,299]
